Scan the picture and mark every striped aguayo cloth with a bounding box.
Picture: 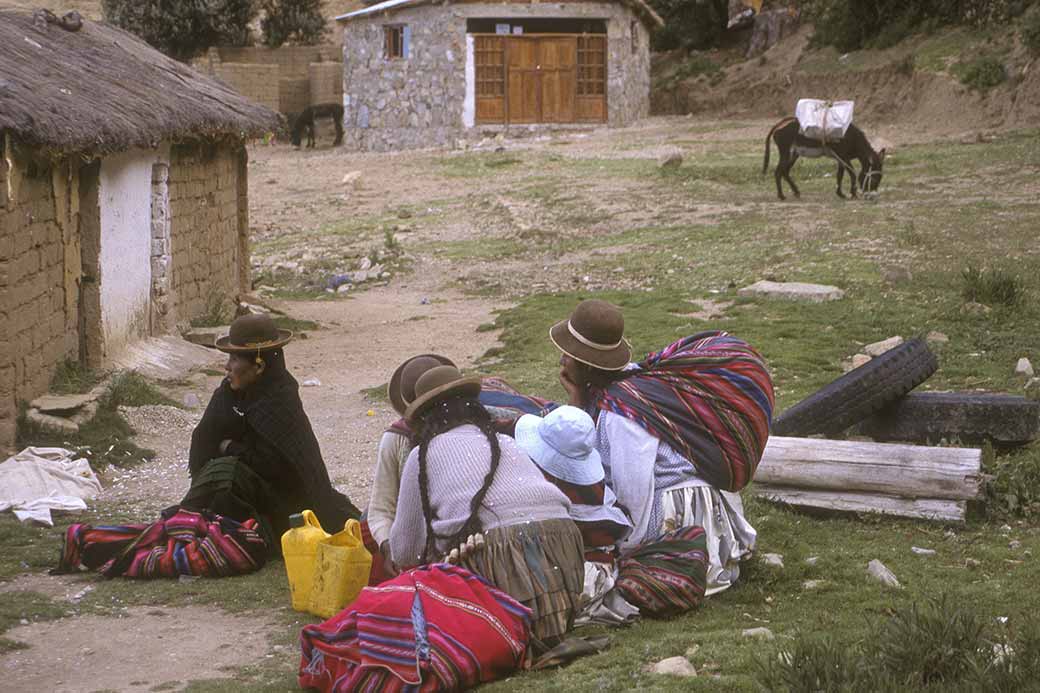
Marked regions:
[299,563,532,693]
[54,507,268,578]
[615,525,709,618]
[596,331,774,493]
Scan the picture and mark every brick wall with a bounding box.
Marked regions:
[216,46,331,81]
[167,142,249,326]
[280,77,312,117]
[309,61,344,107]
[0,140,80,452]
[213,63,281,113]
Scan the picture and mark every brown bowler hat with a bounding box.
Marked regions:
[215,313,293,353]
[549,299,631,371]
[388,354,456,415]
[405,365,481,422]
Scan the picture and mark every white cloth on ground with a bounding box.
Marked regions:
[574,560,640,628]
[0,447,102,525]
[659,479,757,596]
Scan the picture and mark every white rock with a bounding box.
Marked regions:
[742,627,775,640]
[804,556,820,566]
[649,656,697,677]
[737,281,845,303]
[1009,539,1022,550]
[301,378,321,387]
[30,393,96,414]
[337,284,351,294]
[863,336,904,357]
[911,546,936,556]
[341,170,362,185]
[657,148,684,170]
[761,553,784,568]
[867,559,901,588]
[1015,358,1034,378]
[802,579,824,590]
[926,331,949,345]
[358,257,373,271]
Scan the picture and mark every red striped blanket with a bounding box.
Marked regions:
[616,525,708,618]
[595,331,774,492]
[299,563,531,692]
[54,507,268,578]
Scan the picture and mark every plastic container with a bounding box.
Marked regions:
[281,510,329,612]
[308,519,373,619]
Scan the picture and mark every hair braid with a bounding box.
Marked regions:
[416,436,437,563]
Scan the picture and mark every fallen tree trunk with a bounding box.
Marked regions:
[752,485,967,523]
[755,436,982,501]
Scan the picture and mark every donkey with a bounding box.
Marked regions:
[290,103,345,148]
[762,116,886,201]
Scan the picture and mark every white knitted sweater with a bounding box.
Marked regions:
[389,424,572,567]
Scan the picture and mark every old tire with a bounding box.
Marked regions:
[772,338,938,437]
[854,392,1040,446]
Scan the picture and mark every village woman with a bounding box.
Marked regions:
[549,299,774,596]
[389,365,584,650]
[186,314,361,546]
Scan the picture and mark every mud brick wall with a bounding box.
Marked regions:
[213,63,281,113]
[280,77,312,116]
[167,142,248,326]
[309,62,344,107]
[216,46,331,81]
[0,146,79,452]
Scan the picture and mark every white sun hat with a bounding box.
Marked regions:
[514,405,604,486]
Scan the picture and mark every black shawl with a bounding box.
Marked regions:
[188,349,360,532]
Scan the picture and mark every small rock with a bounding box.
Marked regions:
[738,280,845,303]
[341,170,362,185]
[398,209,413,219]
[19,618,29,625]
[804,556,820,566]
[961,301,992,316]
[27,408,79,435]
[965,557,981,569]
[843,353,872,372]
[358,257,373,271]
[380,271,391,279]
[882,266,913,285]
[182,393,201,409]
[1009,540,1022,550]
[183,327,228,348]
[337,284,351,294]
[802,579,824,590]
[1015,358,1034,378]
[742,627,775,640]
[685,644,700,658]
[761,553,784,568]
[863,336,904,357]
[657,148,684,170]
[926,331,949,346]
[301,378,321,387]
[867,559,901,588]
[237,302,267,316]
[648,656,697,677]
[911,546,936,556]
[178,574,200,583]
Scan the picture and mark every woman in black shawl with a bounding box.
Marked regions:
[185,314,360,547]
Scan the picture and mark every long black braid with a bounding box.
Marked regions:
[413,393,501,562]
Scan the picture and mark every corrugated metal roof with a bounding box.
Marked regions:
[336,0,418,21]
[336,0,663,26]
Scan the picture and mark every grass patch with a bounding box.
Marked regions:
[104,372,180,408]
[953,55,1007,90]
[961,264,1025,307]
[49,360,103,395]
[271,314,320,333]
[361,383,389,403]
[189,291,235,328]
[0,590,66,642]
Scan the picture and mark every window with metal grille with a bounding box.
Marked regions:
[384,25,409,59]
[474,36,505,97]
[577,36,606,96]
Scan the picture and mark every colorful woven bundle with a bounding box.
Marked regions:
[299,563,532,692]
[55,507,268,579]
[595,331,774,492]
[615,525,709,618]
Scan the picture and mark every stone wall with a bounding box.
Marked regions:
[213,63,282,113]
[167,142,249,326]
[0,139,80,452]
[340,2,653,151]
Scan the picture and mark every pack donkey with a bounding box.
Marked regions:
[291,103,344,148]
[762,116,885,200]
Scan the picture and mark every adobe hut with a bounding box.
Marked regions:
[335,0,663,150]
[0,10,280,451]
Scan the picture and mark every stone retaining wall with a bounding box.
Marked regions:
[340,2,652,151]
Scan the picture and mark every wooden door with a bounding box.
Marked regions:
[507,38,540,124]
[538,38,576,123]
[475,36,506,123]
[576,36,607,122]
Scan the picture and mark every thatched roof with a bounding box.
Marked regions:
[0,10,281,157]
[337,0,665,29]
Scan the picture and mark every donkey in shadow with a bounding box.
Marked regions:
[291,103,344,148]
[763,116,886,200]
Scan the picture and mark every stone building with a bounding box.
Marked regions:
[0,10,279,451]
[335,0,663,150]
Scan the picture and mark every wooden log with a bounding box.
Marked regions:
[756,436,982,501]
[752,485,966,523]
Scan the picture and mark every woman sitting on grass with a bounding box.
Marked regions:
[550,299,774,597]
[389,365,584,651]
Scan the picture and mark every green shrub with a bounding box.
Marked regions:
[961,264,1023,305]
[102,0,257,61]
[986,444,1040,519]
[260,0,327,48]
[954,55,1008,89]
[648,0,728,51]
[1022,6,1040,54]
